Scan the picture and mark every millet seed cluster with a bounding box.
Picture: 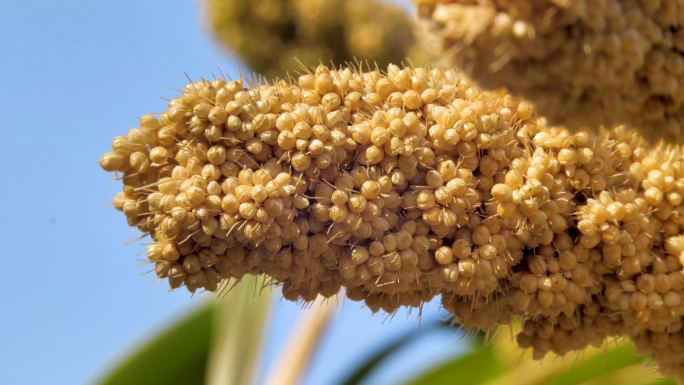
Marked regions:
[207,0,433,79]
[101,65,684,380]
[413,0,684,143]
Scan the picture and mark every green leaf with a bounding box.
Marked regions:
[96,302,214,385]
[542,342,650,385]
[337,322,442,385]
[95,277,273,385]
[404,345,511,385]
[206,276,273,385]
[643,378,678,385]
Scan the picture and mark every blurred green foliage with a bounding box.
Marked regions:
[406,345,510,385]
[96,287,676,385]
[96,277,271,385]
[98,304,212,385]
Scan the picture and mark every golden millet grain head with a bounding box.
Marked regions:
[206,0,436,79]
[102,62,684,380]
[413,0,684,143]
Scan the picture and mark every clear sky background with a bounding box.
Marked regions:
[0,1,465,384]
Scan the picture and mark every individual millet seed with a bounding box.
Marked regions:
[435,246,453,265]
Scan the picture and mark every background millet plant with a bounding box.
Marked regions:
[97,0,684,384]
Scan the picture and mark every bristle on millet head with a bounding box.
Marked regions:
[101,63,684,380]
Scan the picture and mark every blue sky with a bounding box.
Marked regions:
[0,1,464,384]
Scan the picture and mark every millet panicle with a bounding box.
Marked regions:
[413,0,684,143]
[101,63,684,380]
